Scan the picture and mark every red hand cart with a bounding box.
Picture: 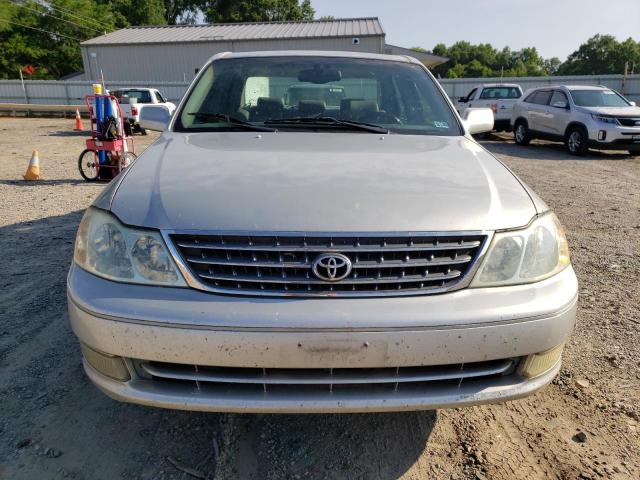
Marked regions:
[78,94,137,181]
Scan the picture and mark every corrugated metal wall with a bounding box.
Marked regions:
[80,36,384,82]
[1,74,638,106]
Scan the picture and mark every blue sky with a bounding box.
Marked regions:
[312,0,640,60]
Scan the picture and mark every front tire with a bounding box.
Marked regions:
[514,121,530,145]
[566,127,589,156]
[78,149,99,181]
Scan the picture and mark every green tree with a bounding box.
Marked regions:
[558,34,640,75]
[427,41,549,78]
[0,0,118,79]
[205,0,314,23]
[543,57,562,75]
[99,0,168,27]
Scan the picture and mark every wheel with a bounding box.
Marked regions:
[514,121,530,145]
[117,152,137,173]
[78,149,99,181]
[565,126,589,156]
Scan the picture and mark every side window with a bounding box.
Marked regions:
[155,91,167,103]
[549,91,568,108]
[531,90,552,105]
[524,91,537,103]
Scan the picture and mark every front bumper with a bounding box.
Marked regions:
[587,125,640,150]
[67,264,578,412]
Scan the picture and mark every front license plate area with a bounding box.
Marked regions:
[280,338,388,367]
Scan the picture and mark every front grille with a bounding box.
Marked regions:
[617,117,640,127]
[169,233,488,297]
[136,358,517,394]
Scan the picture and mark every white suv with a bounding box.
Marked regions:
[511,85,640,156]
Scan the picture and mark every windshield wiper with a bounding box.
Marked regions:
[264,116,389,134]
[187,112,277,132]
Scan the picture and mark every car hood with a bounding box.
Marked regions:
[577,105,640,117]
[104,132,537,232]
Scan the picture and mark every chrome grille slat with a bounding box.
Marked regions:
[198,270,462,284]
[139,359,514,386]
[170,233,488,297]
[175,240,481,252]
[185,254,473,269]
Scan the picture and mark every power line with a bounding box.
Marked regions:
[37,0,107,31]
[6,0,104,34]
[0,18,81,41]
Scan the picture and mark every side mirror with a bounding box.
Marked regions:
[630,101,637,107]
[139,105,171,131]
[462,108,494,135]
[458,97,467,103]
[552,101,569,109]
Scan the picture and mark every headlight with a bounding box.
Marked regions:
[591,114,618,125]
[471,212,570,287]
[74,207,186,286]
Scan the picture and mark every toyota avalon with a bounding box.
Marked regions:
[67,51,577,413]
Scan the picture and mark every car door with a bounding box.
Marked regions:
[545,90,571,137]
[527,90,552,133]
[457,88,477,115]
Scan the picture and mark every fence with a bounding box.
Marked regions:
[1,74,639,107]
[0,80,189,105]
[438,74,640,103]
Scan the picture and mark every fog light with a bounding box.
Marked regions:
[519,343,564,379]
[81,344,130,381]
[598,130,607,141]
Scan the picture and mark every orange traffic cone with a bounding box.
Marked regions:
[23,150,41,181]
[74,109,84,131]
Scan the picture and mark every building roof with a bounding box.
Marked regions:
[82,17,385,46]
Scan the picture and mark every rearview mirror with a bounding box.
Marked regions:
[139,105,171,131]
[298,67,342,84]
[462,108,494,135]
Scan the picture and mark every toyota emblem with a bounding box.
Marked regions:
[312,253,352,282]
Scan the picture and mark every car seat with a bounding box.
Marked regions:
[298,100,326,117]
[251,97,284,121]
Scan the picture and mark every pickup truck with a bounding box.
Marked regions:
[110,88,176,135]
[456,83,523,131]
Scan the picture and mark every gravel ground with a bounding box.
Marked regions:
[0,117,638,480]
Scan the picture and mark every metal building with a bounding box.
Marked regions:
[80,17,447,82]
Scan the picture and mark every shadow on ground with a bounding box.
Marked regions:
[0,211,436,480]
[481,134,637,161]
[0,179,94,186]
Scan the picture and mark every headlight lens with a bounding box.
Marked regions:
[74,208,185,286]
[471,212,570,287]
[591,114,618,125]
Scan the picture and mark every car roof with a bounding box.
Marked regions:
[528,85,610,92]
[478,83,521,88]
[207,50,423,65]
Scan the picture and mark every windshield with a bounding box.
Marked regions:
[570,90,630,107]
[112,90,153,103]
[174,56,461,135]
[479,86,522,99]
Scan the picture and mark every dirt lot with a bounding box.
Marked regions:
[0,117,638,480]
